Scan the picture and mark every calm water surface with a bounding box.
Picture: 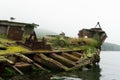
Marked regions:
[51,51,120,80]
[0,51,120,80]
[100,51,120,80]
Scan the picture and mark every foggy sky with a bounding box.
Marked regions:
[0,0,120,44]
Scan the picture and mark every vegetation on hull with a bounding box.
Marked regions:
[0,22,107,75]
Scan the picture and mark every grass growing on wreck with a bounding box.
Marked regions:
[47,35,100,50]
[82,46,96,59]
[66,38,99,50]
[0,38,29,55]
[0,34,99,55]
[0,46,29,54]
[69,38,99,60]
[70,38,99,47]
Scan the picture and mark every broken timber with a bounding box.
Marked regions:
[0,49,101,74]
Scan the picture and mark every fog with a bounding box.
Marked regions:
[0,0,120,44]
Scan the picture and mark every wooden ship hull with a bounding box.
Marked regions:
[0,22,107,75]
[0,49,100,74]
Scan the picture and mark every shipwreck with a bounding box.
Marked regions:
[0,20,107,75]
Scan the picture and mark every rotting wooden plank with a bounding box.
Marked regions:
[71,52,82,58]
[75,58,91,68]
[19,50,82,55]
[5,58,14,64]
[61,53,79,61]
[34,54,69,71]
[15,53,33,63]
[15,53,46,71]
[69,58,92,71]
[33,63,45,70]
[14,62,31,68]
[0,57,24,74]
[12,66,24,75]
[0,58,23,75]
[49,53,76,67]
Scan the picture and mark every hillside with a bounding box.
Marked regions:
[101,42,120,51]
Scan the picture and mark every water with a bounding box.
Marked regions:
[0,51,120,80]
[100,51,120,80]
[51,51,120,80]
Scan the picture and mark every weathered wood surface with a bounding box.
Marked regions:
[61,52,80,61]
[0,50,100,74]
[49,53,76,67]
[34,53,69,71]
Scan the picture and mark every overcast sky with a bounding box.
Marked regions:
[0,0,120,44]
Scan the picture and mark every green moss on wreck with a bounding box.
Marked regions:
[0,30,101,55]
[46,34,100,51]
[0,46,29,54]
[0,38,29,54]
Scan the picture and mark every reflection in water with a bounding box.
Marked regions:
[51,65,101,80]
[0,71,52,80]
[0,65,101,80]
